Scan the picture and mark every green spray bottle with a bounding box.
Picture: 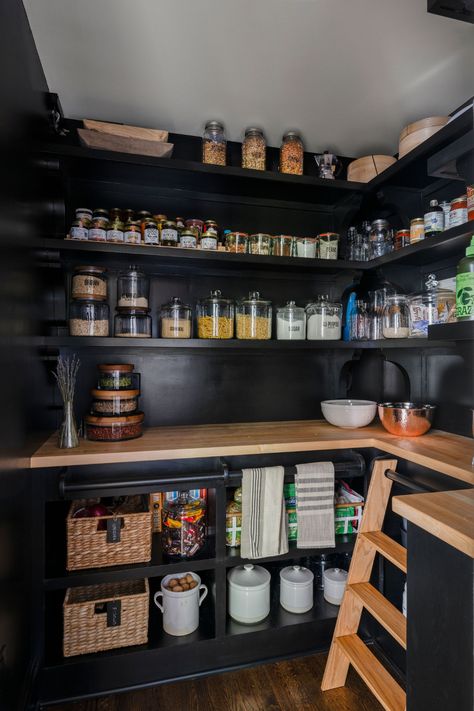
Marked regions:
[455,235,474,321]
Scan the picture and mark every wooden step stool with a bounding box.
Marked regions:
[322,459,407,711]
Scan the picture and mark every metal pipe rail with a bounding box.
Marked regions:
[384,468,437,494]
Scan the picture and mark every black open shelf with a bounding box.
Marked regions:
[225,535,356,567]
[428,321,474,341]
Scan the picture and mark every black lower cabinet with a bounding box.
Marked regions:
[407,524,474,711]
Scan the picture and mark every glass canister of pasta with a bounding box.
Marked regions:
[197,290,234,339]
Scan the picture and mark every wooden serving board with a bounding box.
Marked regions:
[83,119,168,143]
[78,128,174,159]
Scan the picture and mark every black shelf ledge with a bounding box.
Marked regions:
[36,336,456,350]
[224,535,355,567]
[428,321,474,341]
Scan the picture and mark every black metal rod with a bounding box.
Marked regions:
[226,458,365,482]
[384,468,435,494]
[61,472,224,496]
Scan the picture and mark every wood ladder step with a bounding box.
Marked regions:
[349,582,407,649]
[361,531,407,573]
[335,634,406,711]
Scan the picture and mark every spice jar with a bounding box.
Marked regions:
[162,491,206,558]
[280,131,304,175]
[204,220,219,238]
[185,218,204,236]
[175,216,186,232]
[124,219,141,244]
[115,307,152,338]
[199,230,218,251]
[90,389,139,416]
[225,232,248,253]
[202,120,226,166]
[179,230,198,249]
[382,295,410,339]
[69,299,109,336]
[242,127,266,171]
[97,364,140,391]
[70,219,89,241]
[84,412,144,442]
[306,296,342,340]
[142,217,160,245]
[197,290,234,339]
[107,217,124,243]
[160,297,192,339]
[395,229,410,250]
[272,235,294,257]
[276,301,306,340]
[161,220,179,247]
[410,218,425,244]
[88,212,109,242]
[75,208,92,223]
[249,233,272,255]
[117,267,149,308]
[122,208,135,222]
[296,237,317,258]
[449,195,468,228]
[71,266,108,300]
[236,291,272,340]
[318,232,340,260]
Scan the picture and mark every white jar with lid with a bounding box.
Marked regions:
[279,565,314,613]
[276,301,306,340]
[323,568,348,605]
[227,564,270,624]
[306,296,342,340]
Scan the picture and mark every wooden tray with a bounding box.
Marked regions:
[83,119,168,143]
[78,128,174,159]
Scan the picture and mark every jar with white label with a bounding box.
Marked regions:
[276,301,306,340]
[306,296,342,340]
[449,195,468,229]
[179,230,198,249]
[160,297,192,339]
[318,233,339,260]
[200,230,218,250]
[161,221,179,247]
[142,217,160,245]
[124,220,141,244]
[424,199,444,237]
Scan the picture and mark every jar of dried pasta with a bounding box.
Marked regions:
[236,291,272,340]
[202,120,226,166]
[197,290,234,339]
[280,131,304,175]
[242,127,266,171]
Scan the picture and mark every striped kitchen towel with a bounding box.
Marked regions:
[295,462,335,548]
[241,466,289,559]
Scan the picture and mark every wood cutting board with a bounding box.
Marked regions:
[78,128,174,159]
[83,119,169,143]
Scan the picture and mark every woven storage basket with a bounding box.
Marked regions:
[67,497,152,570]
[63,579,149,657]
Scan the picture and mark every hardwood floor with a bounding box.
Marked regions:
[50,653,383,710]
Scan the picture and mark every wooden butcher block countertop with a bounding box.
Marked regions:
[30,420,474,484]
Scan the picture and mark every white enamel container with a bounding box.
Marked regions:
[323,567,348,605]
[227,564,270,624]
[279,565,314,614]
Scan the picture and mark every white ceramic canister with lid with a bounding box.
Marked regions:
[154,572,208,636]
[227,564,270,624]
[323,568,348,605]
[279,565,314,613]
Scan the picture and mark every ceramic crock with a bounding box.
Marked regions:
[279,565,314,613]
[323,567,348,605]
[227,564,270,624]
[154,572,207,636]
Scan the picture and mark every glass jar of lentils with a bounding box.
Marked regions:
[242,127,266,171]
[69,298,110,336]
[280,131,304,175]
[202,120,227,166]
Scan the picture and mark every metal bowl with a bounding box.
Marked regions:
[378,402,436,437]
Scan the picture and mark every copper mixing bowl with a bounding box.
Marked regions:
[378,402,436,437]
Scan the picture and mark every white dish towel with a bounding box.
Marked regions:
[241,466,289,559]
[295,462,335,549]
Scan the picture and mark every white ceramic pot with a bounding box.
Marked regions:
[323,567,348,605]
[279,565,314,614]
[320,399,377,428]
[227,564,270,624]
[154,572,208,636]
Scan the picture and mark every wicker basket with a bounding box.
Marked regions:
[66,497,152,571]
[63,579,149,657]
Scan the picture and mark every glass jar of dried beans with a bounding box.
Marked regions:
[280,131,304,175]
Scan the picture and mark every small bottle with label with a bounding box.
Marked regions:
[200,230,218,251]
[424,199,444,238]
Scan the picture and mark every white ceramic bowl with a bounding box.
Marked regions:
[321,399,377,429]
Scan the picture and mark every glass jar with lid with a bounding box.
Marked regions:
[160,297,192,339]
[142,217,159,245]
[409,274,456,338]
[199,230,218,251]
[90,388,139,416]
[124,219,141,244]
[306,296,342,340]
[114,307,152,338]
[382,295,410,339]
[84,412,144,442]
[97,363,140,391]
[161,220,179,247]
[242,127,266,171]
[185,218,204,236]
[369,220,392,259]
[117,267,149,308]
[280,131,304,175]
[276,301,306,340]
[296,237,317,258]
[71,266,108,300]
[202,120,226,166]
[249,233,272,255]
[225,232,248,253]
[179,230,198,249]
[197,290,234,339]
[69,299,109,336]
[162,491,206,558]
[273,235,294,257]
[236,291,272,340]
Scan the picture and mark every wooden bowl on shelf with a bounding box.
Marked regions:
[398,116,449,158]
[347,155,397,183]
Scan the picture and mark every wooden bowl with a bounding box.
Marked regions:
[347,155,397,183]
[398,116,448,158]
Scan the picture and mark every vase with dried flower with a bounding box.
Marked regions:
[53,355,80,449]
